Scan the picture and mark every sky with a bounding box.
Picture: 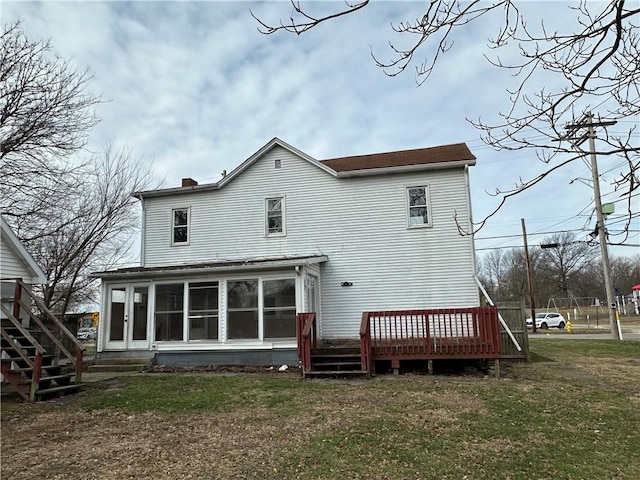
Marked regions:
[2,0,638,263]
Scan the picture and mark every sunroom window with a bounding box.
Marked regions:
[227,280,259,339]
[263,279,296,338]
[188,282,219,340]
[155,283,184,341]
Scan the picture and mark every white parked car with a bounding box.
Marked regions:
[526,312,567,329]
[77,327,97,340]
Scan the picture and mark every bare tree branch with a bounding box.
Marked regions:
[0,20,101,221]
[255,1,640,236]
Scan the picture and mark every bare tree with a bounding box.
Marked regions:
[24,146,153,315]
[0,20,100,221]
[478,249,505,301]
[254,1,639,233]
[537,232,598,299]
[0,22,154,314]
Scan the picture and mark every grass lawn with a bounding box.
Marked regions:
[2,339,639,480]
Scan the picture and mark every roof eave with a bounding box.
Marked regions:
[133,183,221,199]
[334,159,476,177]
[92,255,329,280]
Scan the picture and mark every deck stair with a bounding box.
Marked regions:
[1,279,84,401]
[305,340,367,377]
[1,322,82,401]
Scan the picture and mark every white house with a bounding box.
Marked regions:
[1,215,47,319]
[94,138,480,366]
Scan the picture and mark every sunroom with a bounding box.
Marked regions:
[94,255,326,365]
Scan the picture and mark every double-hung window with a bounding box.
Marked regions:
[172,208,189,244]
[407,186,430,227]
[265,197,285,236]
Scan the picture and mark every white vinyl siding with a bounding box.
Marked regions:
[142,146,477,339]
[1,239,32,280]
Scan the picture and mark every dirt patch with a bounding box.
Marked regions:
[2,407,306,480]
[1,374,489,480]
[146,363,301,374]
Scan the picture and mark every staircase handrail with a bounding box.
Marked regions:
[12,279,84,383]
[296,312,316,372]
[359,312,372,374]
[1,303,47,360]
[1,303,46,400]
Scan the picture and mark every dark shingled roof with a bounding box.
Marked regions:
[320,143,476,172]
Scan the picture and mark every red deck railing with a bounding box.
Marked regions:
[296,312,317,372]
[362,306,501,361]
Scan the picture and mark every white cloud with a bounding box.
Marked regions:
[3,0,637,258]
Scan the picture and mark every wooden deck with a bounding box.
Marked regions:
[297,306,502,376]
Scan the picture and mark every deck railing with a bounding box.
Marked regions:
[296,312,317,372]
[363,306,501,360]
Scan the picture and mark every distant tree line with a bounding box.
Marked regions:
[477,232,639,309]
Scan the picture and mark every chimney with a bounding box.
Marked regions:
[181,178,198,187]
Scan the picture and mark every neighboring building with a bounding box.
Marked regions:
[94,138,480,366]
[1,215,47,319]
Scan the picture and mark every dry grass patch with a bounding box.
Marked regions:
[3,340,640,480]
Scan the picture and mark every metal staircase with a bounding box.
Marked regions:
[1,279,84,401]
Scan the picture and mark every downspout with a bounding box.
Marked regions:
[140,197,146,266]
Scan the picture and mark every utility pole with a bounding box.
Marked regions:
[564,112,621,340]
[521,218,536,333]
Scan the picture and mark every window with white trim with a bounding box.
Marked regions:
[407,186,430,227]
[265,197,285,236]
[188,282,219,340]
[172,208,189,244]
[263,278,296,338]
[155,283,184,341]
[227,279,259,339]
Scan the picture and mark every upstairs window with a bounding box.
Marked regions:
[265,197,285,236]
[172,208,189,244]
[407,186,430,227]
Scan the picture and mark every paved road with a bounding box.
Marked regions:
[528,332,640,341]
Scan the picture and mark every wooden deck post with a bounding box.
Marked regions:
[427,359,433,375]
[392,359,400,375]
[494,359,500,379]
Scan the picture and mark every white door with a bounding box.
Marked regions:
[105,284,150,350]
